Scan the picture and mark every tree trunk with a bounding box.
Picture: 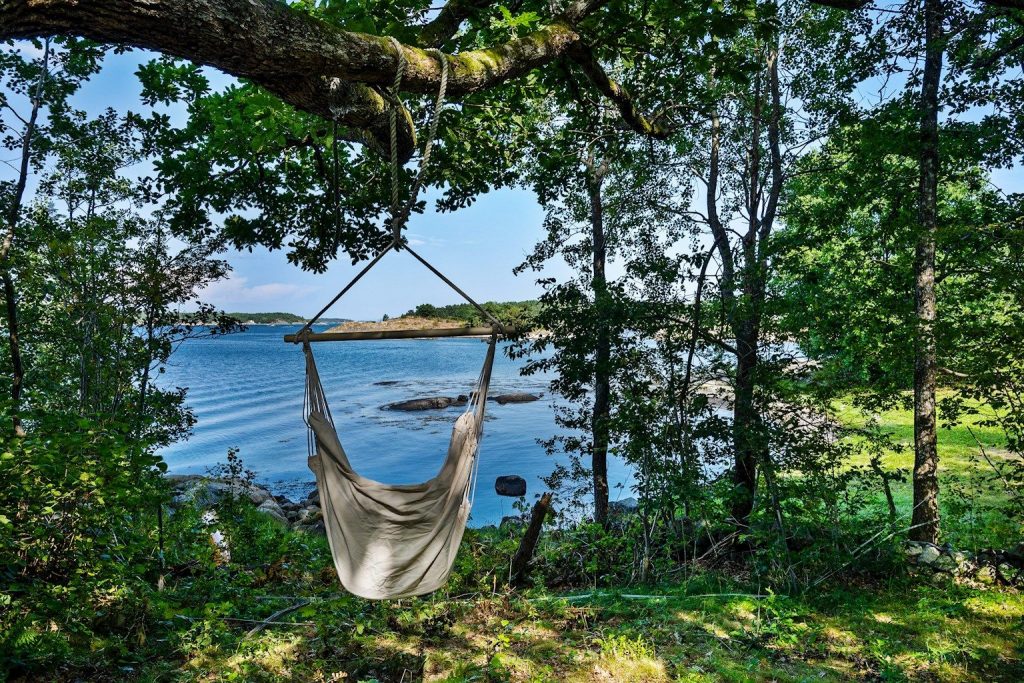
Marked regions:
[730,322,760,528]
[587,158,611,527]
[0,38,49,437]
[911,0,944,544]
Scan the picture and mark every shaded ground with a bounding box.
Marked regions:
[127,578,1023,682]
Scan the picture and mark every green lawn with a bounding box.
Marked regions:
[832,395,1010,472]
[832,395,1020,548]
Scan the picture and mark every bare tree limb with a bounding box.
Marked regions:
[418,0,500,48]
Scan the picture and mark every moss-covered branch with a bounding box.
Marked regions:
[0,0,664,159]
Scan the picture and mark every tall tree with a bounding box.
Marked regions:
[682,1,864,531]
[912,0,945,544]
[0,38,104,434]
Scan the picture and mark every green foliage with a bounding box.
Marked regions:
[2,0,1024,679]
[405,299,541,328]
[0,409,166,672]
[225,312,306,324]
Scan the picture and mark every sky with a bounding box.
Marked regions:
[3,45,572,320]
[3,36,1022,321]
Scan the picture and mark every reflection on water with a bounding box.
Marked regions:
[159,325,634,525]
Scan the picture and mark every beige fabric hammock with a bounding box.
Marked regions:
[302,336,497,599]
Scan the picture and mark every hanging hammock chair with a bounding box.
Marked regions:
[291,252,503,599]
[299,326,497,599]
[284,42,510,599]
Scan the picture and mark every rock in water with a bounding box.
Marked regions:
[385,396,468,411]
[495,475,527,497]
[491,393,541,405]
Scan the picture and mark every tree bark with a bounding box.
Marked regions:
[730,323,760,528]
[911,0,944,544]
[586,156,611,527]
[0,0,668,161]
[510,492,553,587]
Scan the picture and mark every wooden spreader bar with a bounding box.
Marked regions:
[285,326,504,343]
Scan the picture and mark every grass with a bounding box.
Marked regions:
[833,394,1011,473]
[831,394,1021,549]
[125,566,1024,682]
[11,498,1022,683]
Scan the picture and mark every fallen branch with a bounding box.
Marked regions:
[245,599,311,637]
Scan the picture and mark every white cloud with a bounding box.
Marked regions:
[14,41,48,60]
[197,275,316,309]
[405,232,445,248]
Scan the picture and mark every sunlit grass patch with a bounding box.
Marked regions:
[584,632,669,682]
[833,393,1010,473]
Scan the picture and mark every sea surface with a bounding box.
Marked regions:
[159,324,635,525]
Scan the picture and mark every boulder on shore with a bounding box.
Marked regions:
[168,474,273,509]
[166,475,326,532]
[256,498,289,525]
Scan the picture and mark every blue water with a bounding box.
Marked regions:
[159,324,635,525]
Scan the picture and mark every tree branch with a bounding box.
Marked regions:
[0,0,577,160]
[418,0,500,48]
[0,0,661,160]
[808,0,1024,10]
[567,42,672,139]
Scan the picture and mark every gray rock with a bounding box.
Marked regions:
[165,474,206,487]
[385,396,468,411]
[917,544,942,565]
[256,499,288,525]
[305,489,320,505]
[297,519,326,535]
[610,497,639,514]
[169,476,275,510]
[491,392,541,405]
[298,507,320,523]
[905,541,926,558]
